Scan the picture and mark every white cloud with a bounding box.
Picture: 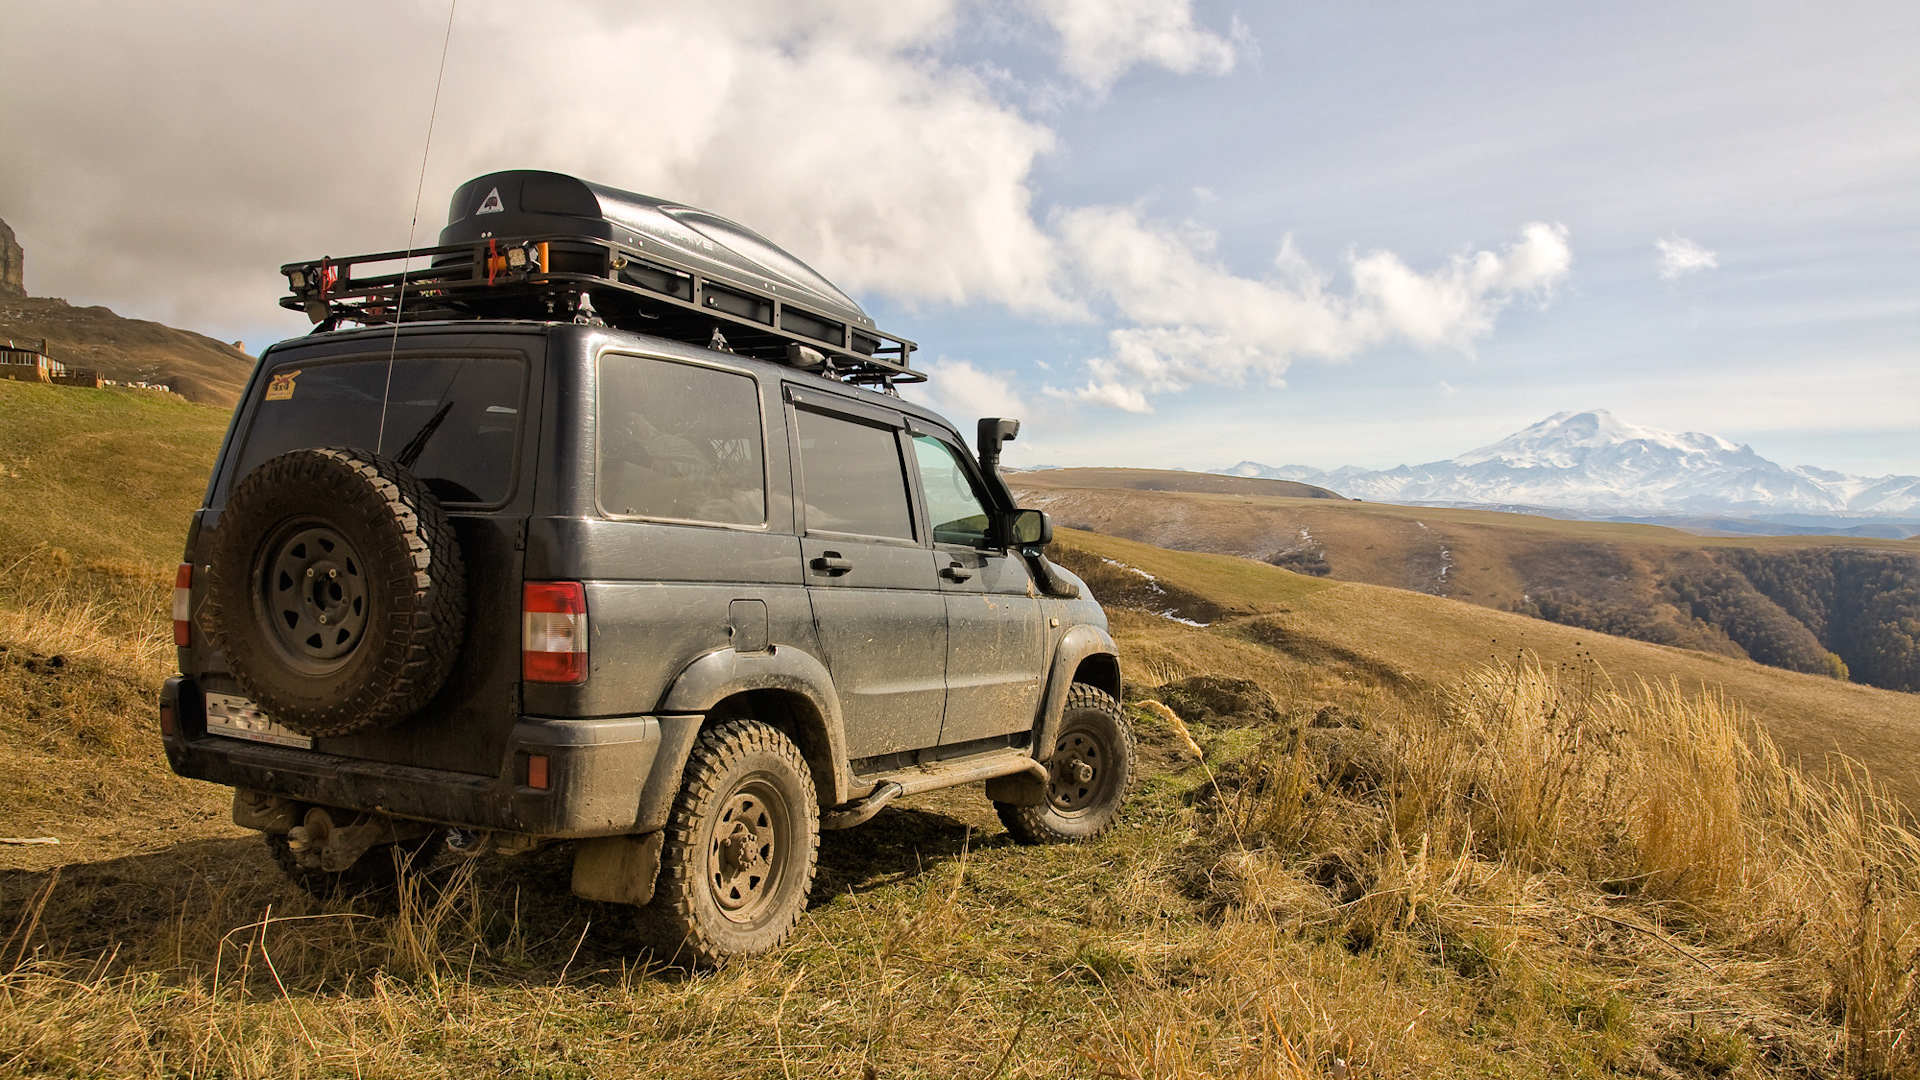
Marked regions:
[0,0,1072,329]
[1047,376,1154,412]
[1052,209,1571,408]
[1031,0,1242,92]
[905,358,1029,421]
[1655,236,1719,279]
[0,0,1563,424]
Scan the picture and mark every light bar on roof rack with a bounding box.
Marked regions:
[277,234,920,385]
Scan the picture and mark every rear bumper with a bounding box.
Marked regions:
[159,675,667,837]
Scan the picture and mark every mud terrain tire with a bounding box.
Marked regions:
[640,719,819,967]
[997,684,1135,844]
[207,447,466,737]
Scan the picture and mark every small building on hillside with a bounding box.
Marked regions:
[0,336,102,387]
[54,368,105,388]
[1,336,64,382]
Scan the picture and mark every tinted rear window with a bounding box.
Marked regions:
[597,354,767,526]
[231,355,525,505]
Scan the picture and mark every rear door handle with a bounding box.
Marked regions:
[941,562,973,582]
[810,553,853,576]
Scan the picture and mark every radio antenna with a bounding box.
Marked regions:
[376,0,457,456]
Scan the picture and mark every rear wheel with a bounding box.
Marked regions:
[640,719,819,967]
[264,829,444,901]
[996,684,1135,844]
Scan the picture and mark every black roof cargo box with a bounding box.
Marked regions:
[279,170,919,386]
[440,171,869,328]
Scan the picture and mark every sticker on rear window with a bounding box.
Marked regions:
[265,369,300,401]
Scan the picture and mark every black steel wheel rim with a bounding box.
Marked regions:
[1047,726,1117,817]
[253,520,370,671]
[707,777,788,923]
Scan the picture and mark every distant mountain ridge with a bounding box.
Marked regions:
[1226,410,1920,519]
[0,296,254,407]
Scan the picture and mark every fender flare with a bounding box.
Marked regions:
[1032,623,1122,758]
[658,645,854,805]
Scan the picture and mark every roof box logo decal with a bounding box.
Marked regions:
[475,188,505,215]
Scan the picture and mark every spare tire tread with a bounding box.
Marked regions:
[207,447,466,738]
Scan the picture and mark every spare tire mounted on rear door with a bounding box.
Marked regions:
[206,447,467,738]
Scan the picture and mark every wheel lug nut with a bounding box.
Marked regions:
[306,567,315,578]
[318,614,328,624]
[329,568,338,579]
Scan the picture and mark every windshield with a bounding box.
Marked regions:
[230,355,525,505]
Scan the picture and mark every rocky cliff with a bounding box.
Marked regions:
[0,218,23,299]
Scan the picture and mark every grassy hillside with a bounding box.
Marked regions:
[1015,480,1920,692]
[2,387,1916,1076]
[1050,528,1920,809]
[0,295,257,407]
[0,379,228,573]
[0,379,235,871]
[1014,466,1348,501]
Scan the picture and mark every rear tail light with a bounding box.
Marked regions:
[173,563,193,646]
[522,581,588,683]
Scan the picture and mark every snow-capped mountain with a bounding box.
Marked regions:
[1225,410,1920,517]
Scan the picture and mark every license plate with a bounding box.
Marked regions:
[205,692,314,749]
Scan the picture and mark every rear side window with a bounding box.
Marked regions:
[597,354,767,526]
[794,409,915,540]
[232,355,524,504]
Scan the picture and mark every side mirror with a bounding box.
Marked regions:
[1009,508,1052,547]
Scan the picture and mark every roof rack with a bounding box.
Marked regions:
[279,234,920,387]
[279,171,922,387]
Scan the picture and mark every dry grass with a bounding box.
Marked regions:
[0,544,234,869]
[7,628,1915,1076]
[1185,656,1920,1078]
[1052,528,1920,809]
[4,390,1917,1075]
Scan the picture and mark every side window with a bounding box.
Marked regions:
[794,409,915,540]
[597,354,766,526]
[911,436,993,547]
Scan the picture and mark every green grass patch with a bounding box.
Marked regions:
[0,379,226,574]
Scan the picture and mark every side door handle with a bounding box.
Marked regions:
[941,562,974,582]
[810,553,853,576]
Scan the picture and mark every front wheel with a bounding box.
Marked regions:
[640,719,819,967]
[997,684,1135,845]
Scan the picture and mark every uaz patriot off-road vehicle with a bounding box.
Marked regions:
[160,170,1127,964]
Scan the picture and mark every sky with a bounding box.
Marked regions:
[1,0,1914,475]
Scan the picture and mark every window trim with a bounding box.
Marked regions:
[784,384,906,429]
[592,349,773,531]
[789,401,923,545]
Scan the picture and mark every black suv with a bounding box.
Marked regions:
[160,171,1129,964]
